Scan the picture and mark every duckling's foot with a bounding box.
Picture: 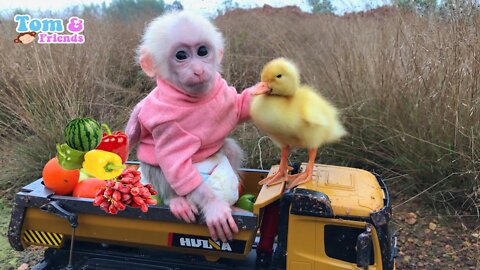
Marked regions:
[286,148,317,189]
[286,171,312,189]
[258,165,293,186]
[259,146,291,186]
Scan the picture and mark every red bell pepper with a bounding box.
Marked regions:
[96,124,129,163]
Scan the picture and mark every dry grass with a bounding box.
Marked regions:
[0,6,478,214]
[218,6,479,213]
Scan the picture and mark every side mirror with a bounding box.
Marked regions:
[356,224,372,270]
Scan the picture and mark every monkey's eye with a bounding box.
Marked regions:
[197,46,208,57]
[276,74,282,78]
[175,50,188,61]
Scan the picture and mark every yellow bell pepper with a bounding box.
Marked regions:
[82,150,126,180]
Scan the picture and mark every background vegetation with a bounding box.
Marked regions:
[219,4,480,216]
[0,1,478,218]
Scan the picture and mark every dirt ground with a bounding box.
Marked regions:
[392,207,479,269]
[1,193,478,270]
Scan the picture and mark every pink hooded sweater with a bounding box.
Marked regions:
[136,73,252,196]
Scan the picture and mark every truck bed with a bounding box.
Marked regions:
[9,169,270,266]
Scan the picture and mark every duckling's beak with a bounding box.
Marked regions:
[251,82,271,96]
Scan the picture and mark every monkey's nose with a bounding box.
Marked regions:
[194,69,204,77]
[194,71,205,82]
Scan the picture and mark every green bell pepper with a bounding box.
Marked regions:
[56,143,86,170]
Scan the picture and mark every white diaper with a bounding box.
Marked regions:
[139,152,239,205]
[194,152,239,206]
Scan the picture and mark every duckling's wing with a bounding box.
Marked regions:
[300,89,332,127]
[303,105,330,126]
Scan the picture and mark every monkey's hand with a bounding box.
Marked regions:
[169,196,198,223]
[188,182,239,242]
[203,198,238,242]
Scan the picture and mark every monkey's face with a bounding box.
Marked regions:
[20,34,35,44]
[167,43,217,97]
[166,25,218,97]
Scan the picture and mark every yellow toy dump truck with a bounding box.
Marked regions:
[8,163,396,269]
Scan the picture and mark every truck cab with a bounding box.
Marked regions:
[256,164,396,270]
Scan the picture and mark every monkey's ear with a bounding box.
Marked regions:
[218,49,224,63]
[139,51,156,77]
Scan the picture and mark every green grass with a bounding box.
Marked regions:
[0,200,19,269]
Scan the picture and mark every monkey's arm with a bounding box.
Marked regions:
[235,85,256,122]
[151,124,203,196]
[125,98,147,149]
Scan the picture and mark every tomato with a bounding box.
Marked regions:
[72,178,106,198]
[42,157,79,195]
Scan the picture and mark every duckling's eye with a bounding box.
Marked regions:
[276,74,282,78]
[175,50,188,61]
[197,46,208,57]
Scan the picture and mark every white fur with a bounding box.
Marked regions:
[222,138,244,170]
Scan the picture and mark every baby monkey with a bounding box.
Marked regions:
[126,11,254,243]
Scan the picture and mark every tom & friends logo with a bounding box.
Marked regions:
[14,15,85,44]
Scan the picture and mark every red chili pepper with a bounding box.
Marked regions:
[96,124,129,163]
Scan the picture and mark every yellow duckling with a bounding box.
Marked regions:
[250,58,347,189]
